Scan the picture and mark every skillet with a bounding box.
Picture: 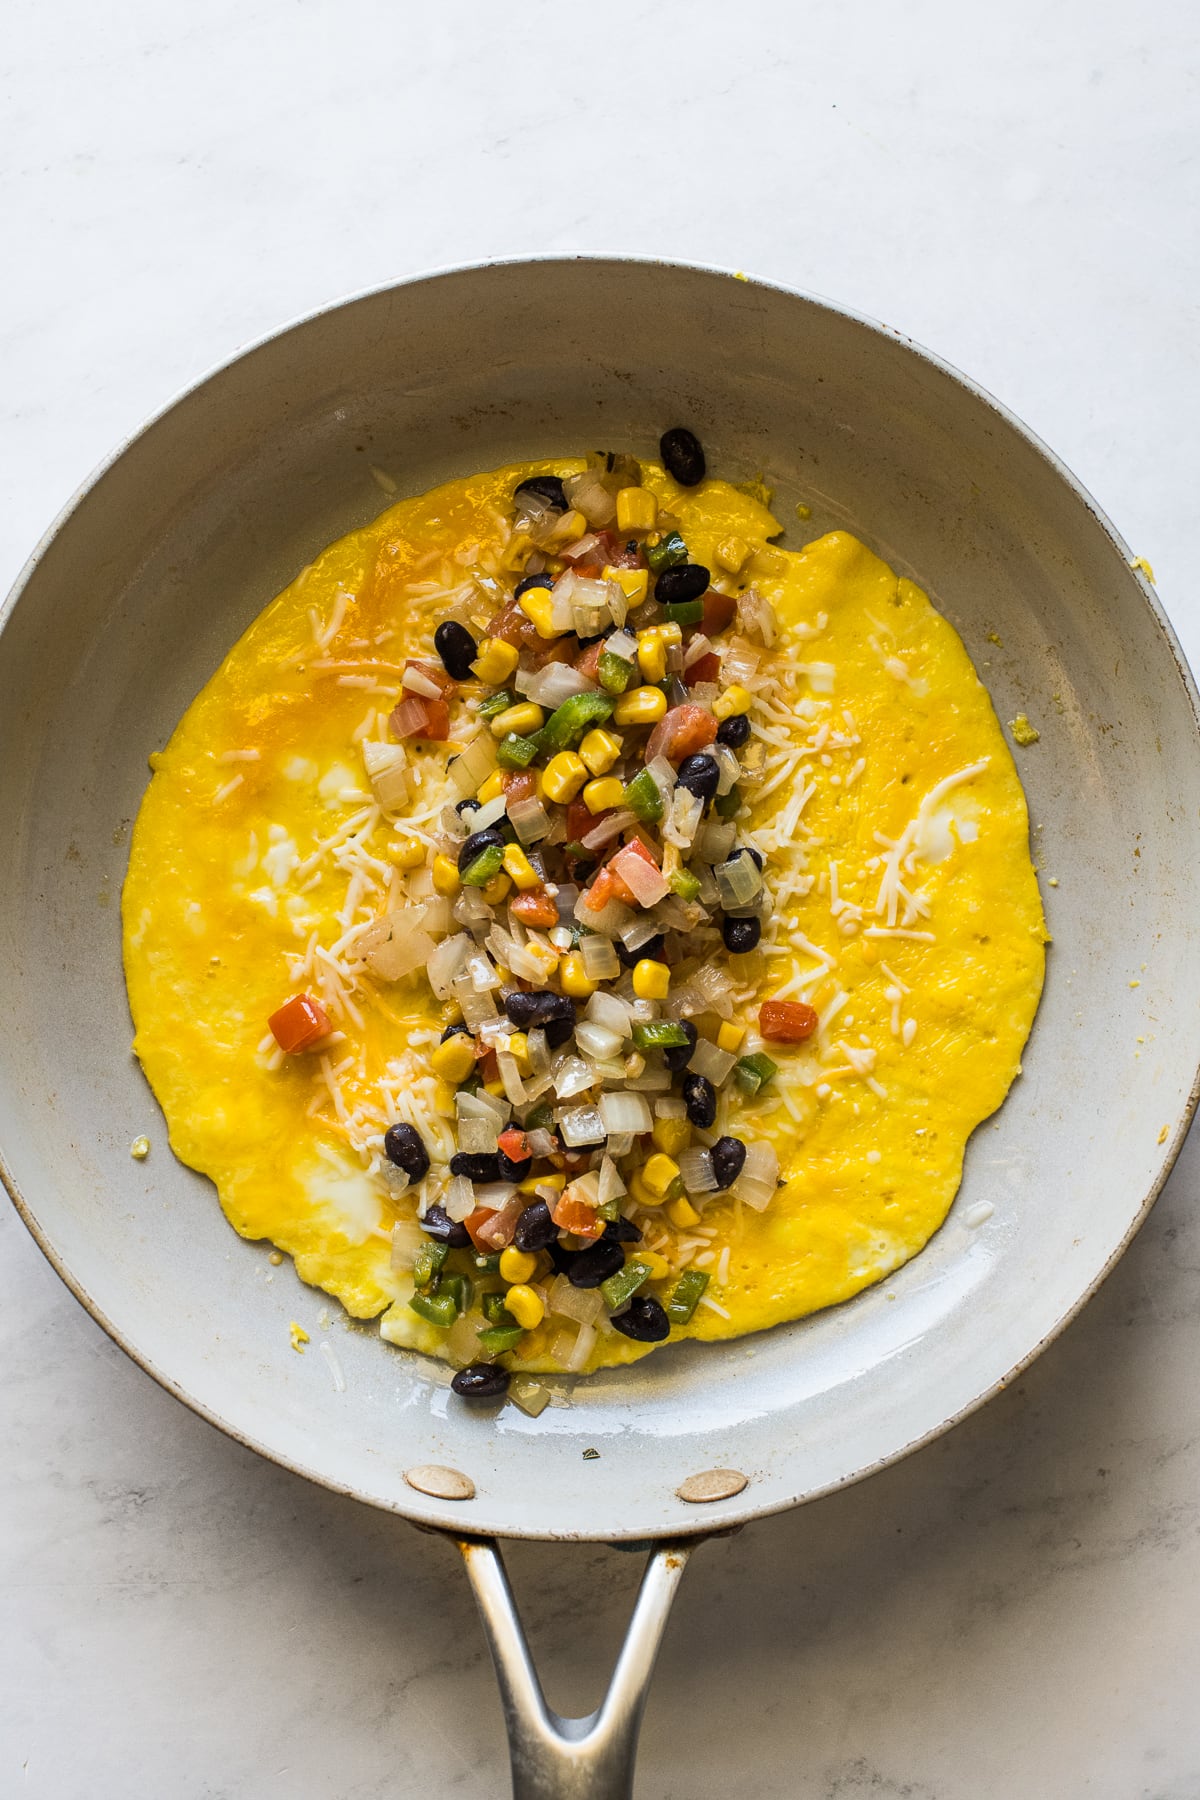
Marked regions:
[3,258,1199,1797]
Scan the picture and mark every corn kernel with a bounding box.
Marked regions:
[490,701,544,740]
[502,530,534,571]
[628,1170,663,1209]
[717,1020,746,1053]
[713,683,753,720]
[517,587,559,639]
[652,1115,691,1157]
[636,630,667,683]
[506,1031,533,1075]
[547,508,588,545]
[655,620,683,648]
[642,1153,681,1198]
[477,769,505,803]
[639,1249,672,1279]
[714,535,750,574]
[579,727,622,776]
[559,951,597,998]
[667,1195,701,1229]
[499,1246,537,1285]
[389,835,425,871]
[542,751,588,803]
[603,564,649,605]
[505,1283,545,1330]
[432,854,461,896]
[481,871,512,905]
[502,844,541,890]
[520,1169,566,1194]
[471,637,520,684]
[632,959,671,1000]
[583,776,624,815]
[430,1035,476,1084]
[614,685,668,726]
[483,1078,506,1097]
[615,487,658,534]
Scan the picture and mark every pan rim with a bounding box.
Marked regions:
[4,253,1200,1541]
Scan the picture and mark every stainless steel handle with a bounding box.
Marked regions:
[458,1536,693,1800]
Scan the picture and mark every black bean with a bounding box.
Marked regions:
[616,933,665,970]
[682,1072,717,1129]
[513,1199,559,1253]
[503,990,577,1047]
[384,1122,431,1181]
[567,1239,626,1288]
[515,572,553,599]
[450,1151,502,1183]
[515,475,568,512]
[441,1021,472,1042]
[716,713,751,749]
[664,1018,699,1073]
[722,914,761,954]
[655,564,710,606]
[612,1295,671,1342]
[659,428,706,488]
[711,1135,747,1190]
[730,845,763,871]
[451,1362,511,1399]
[602,1216,644,1244]
[498,1149,533,1182]
[675,753,720,803]
[456,796,481,819]
[546,1239,578,1274]
[434,620,478,681]
[420,1204,470,1248]
[458,826,506,873]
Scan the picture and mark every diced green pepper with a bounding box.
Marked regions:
[472,1250,502,1273]
[413,1241,450,1291]
[482,1294,516,1325]
[562,840,596,862]
[646,531,688,574]
[525,1101,555,1133]
[477,1322,525,1354]
[631,1020,690,1051]
[496,732,541,770]
[623,767,664,822]
[438,1273,473,1317]
[601,1259,651,1312]
[478,689,516,719]
[462,843,506,886]
[598,651,636,695]
[665,1269,709,1325]
[735,1052,779,1095]
[668,868,701,902]
[597,1197,622,1222]
[409,1289,459,1329]
[661,599,704,627]
[714,786,742,818]
[542,691,615,748]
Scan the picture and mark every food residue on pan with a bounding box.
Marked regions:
[122,430,1045,1414]
[1009,713,1040,746]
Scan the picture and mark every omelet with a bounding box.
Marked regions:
[123,454,1044,1391]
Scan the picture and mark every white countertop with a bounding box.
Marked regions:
[4,2,1200,1794]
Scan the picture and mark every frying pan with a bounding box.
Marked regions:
[3,258,1200,1799]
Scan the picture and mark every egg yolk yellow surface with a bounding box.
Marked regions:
[123,459,1045,1377]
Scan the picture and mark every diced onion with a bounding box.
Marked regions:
[389,1216,424,1270]
[558,1105,607,1146]
[619,916,659,952]
[733,1175,776,1212]
[444,1175,477,1221]
[564,473,616,526]
[716,855,763,908]
[474,1181,519,1208]
[622,1067,672,1092]
[449,732,499,795]
[452,979,500,1029]
[525,1127,556,1157]
[586,990,633,1038]
[600,1094,654,1137]
[516,661,596,706]
[683,632,715,669]
[597,1155,627,1206]
[564,1320,597,1373]
[509,796,552,844]
[427,933,472,998]
[677,1147,718,1193]
[645,756,676,803]
[473,794,508,830]
[710,744,742,796]
[722,642,762,685]
[605,1131,635,1156]
[654,1095,686,1119]
[688,1038,738,1086]
[362,741,411,812]
[358,916,436,982]
[574,890,634,939]
[663,785,703,848]
[453,887,493,927]
[548,1274,604,1325]
[741,1140,779,1187]
[553,1055,594,1099]
[696,820,738,863]
[580,934,621,980]
[574,1020,624,1061]
[692,963,735,1015]
[581,809,636,851]
[497,1053,528,1105]
[604,629,638,661]
[458,1115,499,1155]
[402,664,444,700]
[526,1028,550,1076]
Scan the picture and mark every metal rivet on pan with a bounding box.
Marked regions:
[676,1468,749,1503]
[405,1464,476,1502]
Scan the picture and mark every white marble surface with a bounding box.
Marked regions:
[4,2,1200,1794]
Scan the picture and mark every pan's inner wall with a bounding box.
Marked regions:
[2,261,1197,1538]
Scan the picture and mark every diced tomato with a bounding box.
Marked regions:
[574,640,604,681]
[390,694,450,741]
[524,634,576,672]
[267,994,331,1054]
[566,798,597,843]
[510,889,559,928]
[406,658,456,699]
[645,703,718,765]
[473,1195,526,1250]
[486,600,541,648]
[702,590,738,635]
[683,651,721,688]
[609,837,670,906]
[759,1000,820,1043]
[502,769,539,803]
[477,1048,500,1083]
[581,864,624,911]
[551,1193,604,1238]
[598,530,645,571]
[497,1128,533,1163]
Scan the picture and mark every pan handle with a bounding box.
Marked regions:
[457,1535,693,1800]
